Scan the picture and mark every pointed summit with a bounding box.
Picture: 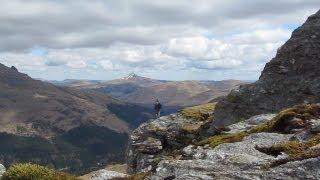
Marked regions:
[126,73,138,79]
[122,73,142,80]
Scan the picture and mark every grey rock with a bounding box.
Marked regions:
[90,169,128,180]
[246,114,276,125]
[150,133,320,180]
[127,113,212,173]
[0,164,5,178]
[212,10,320,127]
[205,133,292,165]
[310,119,320,133]
[226,114,276,134]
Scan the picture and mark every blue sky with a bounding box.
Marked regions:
[0,1,319,81]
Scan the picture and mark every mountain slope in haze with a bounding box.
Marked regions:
[0,64,153,174]
[212,9,320,127]
[55,74,247,113]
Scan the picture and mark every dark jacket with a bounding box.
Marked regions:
[154,102,162,111]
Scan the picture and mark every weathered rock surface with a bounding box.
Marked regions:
[0,164,5,178]
[90,169,128,180]
[128,108,320,179]
[152,157,320,180]
[213,10,320,127]
[151,133,293,179]
[127,113,212,173]
[226,114,276,134]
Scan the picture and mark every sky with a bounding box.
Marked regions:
[0,0,319,81]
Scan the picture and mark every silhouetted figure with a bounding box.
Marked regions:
[154,99,162,118]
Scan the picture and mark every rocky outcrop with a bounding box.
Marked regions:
[127,103,320,179]
[0,164,5,178]
[212,10,320,127]
[152,133,293,179]
[127,113,212,173]
[152,157,320,180]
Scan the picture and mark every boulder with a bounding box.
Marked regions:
[127,113,212,173]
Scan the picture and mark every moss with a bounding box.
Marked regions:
[305,133,320,147]
[105,164,127,174]
[198,132,248,148]
[250,104,320,134]
[226,93,238,103]
[257,141,308,158]
[259,133,320,168]
[16,125,27,133]
[2,163,76,180]
[181,124,202,133]
[267,148,320,168]
[180,103,216,121]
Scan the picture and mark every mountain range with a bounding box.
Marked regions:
[0,64,245,175]
[53,73,247,114]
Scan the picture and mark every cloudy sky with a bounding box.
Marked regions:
[0,0,319,81]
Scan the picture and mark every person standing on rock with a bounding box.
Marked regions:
[154,99,162,118]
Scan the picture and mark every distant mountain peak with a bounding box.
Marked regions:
[123,73,141,80]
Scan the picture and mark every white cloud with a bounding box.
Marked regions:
[226,29,292,44]
[168,36,209,58]
[0,1,318,80]
[66,60,87,69]
[99,60,117,71]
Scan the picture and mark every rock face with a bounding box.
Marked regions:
[0,164,5,178]
[213,10,320,127]
[152,157,320,180]
[127,103,320,179]
[152,133,293,180]
[127,113,212,173]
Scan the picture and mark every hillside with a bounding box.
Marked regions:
[55,74,246,113]
[0,64,152,174]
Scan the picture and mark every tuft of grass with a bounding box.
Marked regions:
[226,93,238,103]
[259,133,320,168]
[198,132,248,148]
[180,103,216,121]
[1,163,76,180]
[181,124,202,133]
[250,104,320,134]
[111,172,149,180]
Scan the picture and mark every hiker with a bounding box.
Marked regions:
[154,99,162,118]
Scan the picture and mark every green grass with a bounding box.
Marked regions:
[198,132,248,148]
[180,103,216,121]
[1,163,76,180]
[258,133,320,168]
[199,104,320,148]
[250,104,320,134]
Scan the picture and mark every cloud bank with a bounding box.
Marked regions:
[0,0,319,80]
